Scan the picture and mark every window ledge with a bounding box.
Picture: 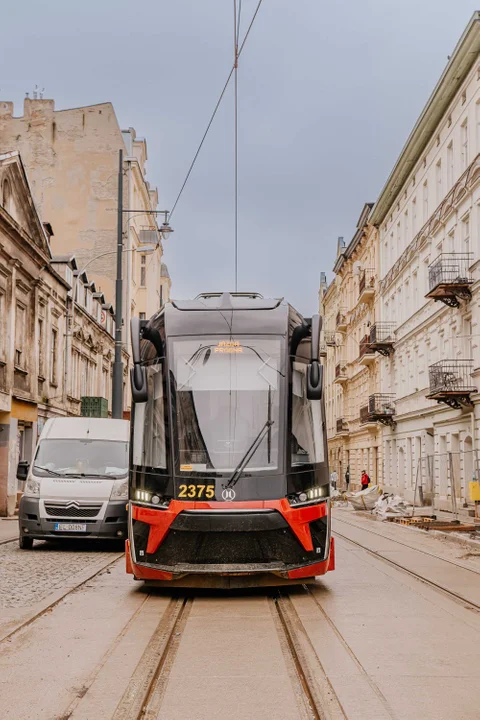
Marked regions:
[14,366,28,376]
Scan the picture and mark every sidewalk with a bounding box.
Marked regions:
[0,517,18,543]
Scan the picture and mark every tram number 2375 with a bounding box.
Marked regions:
[178,484,215,499]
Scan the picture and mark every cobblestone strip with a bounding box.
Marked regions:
[0,541,121,609]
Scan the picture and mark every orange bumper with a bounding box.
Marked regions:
[126,499,335,582]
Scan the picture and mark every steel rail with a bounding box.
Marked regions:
[111,595,193,720]
[334,516,480,577]
[334,529,480,611]
[272,593,346,720]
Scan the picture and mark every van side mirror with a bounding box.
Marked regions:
[130,317,148,404]
[307,314,323,400]
[16,461,29,481]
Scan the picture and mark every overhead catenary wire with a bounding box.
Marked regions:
[169,0,264,222]
[234,0,239,291]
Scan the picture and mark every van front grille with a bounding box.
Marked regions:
[44,503,102,518]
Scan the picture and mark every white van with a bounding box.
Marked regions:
[17,417,129,548]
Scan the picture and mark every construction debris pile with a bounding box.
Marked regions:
[345,485,380,511]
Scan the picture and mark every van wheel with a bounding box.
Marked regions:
[19,535,34,549]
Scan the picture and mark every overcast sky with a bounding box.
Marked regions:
[2,1,479,314]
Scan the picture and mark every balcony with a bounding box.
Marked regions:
[336,310,347,331]
[336,418,349,435]
[427,359,476,409]
[360,404,377,430]
[334,363,348,385]
[361,394,396,428]
[368,322,396,356]
[358,268,376,304]
[324,331,336,347]
[358,334,375,366]
[426,253,473,308]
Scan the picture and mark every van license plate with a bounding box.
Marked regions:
[54,523,87,532]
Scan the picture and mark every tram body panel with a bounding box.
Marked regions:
[127,293,334,586]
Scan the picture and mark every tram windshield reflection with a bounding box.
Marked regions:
[171,336,283,473]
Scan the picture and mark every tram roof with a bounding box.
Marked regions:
[152,292,299,337]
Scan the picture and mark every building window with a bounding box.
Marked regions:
[15,303,25,368]
[412,197,417,235]
[412,271,418,311]
[461,119,468,170]
[140,255,147,287]
[435,159,442,205]
[403,209,409,247]
[447,141,454,189]
[50,328,58,385]
[463,215,470,258]
[0,292,5,359]
[38,318,44,377]
[423,181,428,222]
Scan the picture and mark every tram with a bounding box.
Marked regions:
[126,292,335,587]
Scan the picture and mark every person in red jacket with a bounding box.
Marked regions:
[361,470,370,490]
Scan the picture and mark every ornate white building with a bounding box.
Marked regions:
[370,13,480,511]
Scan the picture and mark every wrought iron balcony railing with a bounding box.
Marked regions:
[426,253,473,308]
[324,331,336,347]
[427,359,475,408]
[368,322,396,356]
[335,363,347,382]
[359,268,375,301]
[336,418,348,434]
[336,310,347,329]
[360,394,396,427]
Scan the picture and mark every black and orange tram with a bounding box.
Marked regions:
[126,292,335,587]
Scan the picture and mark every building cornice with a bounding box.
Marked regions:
[370,12,480,226]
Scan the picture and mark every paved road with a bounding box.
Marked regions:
[0,513,479,719]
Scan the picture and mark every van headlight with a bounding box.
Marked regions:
[24,477,40,497]
[110,478,128,500]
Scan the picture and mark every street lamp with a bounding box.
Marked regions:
[65,244,156,411]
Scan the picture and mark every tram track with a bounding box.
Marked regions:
[271,592,346,720]
[334,526,480,612]
[111,595,192,720]
[334,516,480,577]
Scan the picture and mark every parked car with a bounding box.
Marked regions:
[17,417,129,548]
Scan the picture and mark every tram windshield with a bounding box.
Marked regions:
[171,337,283,473]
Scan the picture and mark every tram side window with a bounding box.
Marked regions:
[291,361,324,466]
[132,363,166,468]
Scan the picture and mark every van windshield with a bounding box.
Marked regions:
[33,439,128,479]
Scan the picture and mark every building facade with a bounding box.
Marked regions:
[321,209,383,490]
[0,98,169,411]
[0,152,118,515]
[369,13,480,511]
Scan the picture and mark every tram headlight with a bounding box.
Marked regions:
[110,478,129,500]
[306,486,329,501]
[288,486,329,506]
[134,490,151,503]
[151,495,160,505]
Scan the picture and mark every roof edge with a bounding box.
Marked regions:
[370,11,480,226]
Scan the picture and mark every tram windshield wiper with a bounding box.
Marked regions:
[225,419,274,489]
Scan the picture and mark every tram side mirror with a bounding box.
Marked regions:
[16,461,29,481]
[307,313,323,400]
[130,317,148,404]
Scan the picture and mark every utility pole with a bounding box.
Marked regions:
[112,149,124,419]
